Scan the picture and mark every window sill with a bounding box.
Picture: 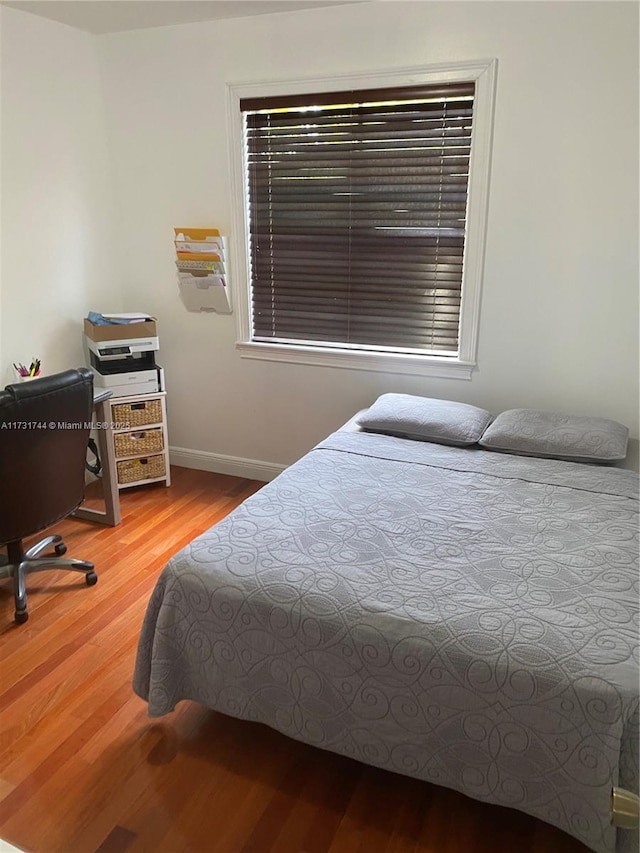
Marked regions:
[236,341,475,379]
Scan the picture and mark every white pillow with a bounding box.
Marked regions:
[357,394,492,447]
[479,408,628,463]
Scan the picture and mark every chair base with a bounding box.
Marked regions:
[0,534,97,624]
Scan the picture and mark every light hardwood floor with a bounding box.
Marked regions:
[0,467,588,853]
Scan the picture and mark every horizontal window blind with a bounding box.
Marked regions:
[241,82,475,355]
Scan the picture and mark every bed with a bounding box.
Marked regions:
[134,396,639,853]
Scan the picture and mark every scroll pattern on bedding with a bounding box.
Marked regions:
[134,433,639,853]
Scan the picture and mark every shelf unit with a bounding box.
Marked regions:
[109,391,171,489]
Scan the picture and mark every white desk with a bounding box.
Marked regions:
[72,389,121,526]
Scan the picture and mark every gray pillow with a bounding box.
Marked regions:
[356,393,492,446]
[479,408,629,463]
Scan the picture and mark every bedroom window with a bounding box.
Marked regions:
[229,61,496,379]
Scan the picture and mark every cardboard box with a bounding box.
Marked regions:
[84,318,157,342]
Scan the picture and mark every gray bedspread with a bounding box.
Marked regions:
[134,431,639,853]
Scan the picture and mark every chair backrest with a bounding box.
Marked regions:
[0,368,94,545]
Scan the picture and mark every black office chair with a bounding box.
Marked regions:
[0,368,97,624]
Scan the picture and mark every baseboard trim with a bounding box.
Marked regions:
[169,446,286,483]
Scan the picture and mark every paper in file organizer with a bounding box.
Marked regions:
[175,258,225,274]
[174,226,221,242]
[174,227,224,255]
[178,273,231,314]
[175,234,227,267]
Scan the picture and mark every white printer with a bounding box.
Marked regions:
[83,316,164,398]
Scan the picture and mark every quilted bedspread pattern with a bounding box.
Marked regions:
[134,432,639,853]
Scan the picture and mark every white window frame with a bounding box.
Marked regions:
[227,59,497,380]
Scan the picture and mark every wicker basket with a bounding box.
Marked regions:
[114,428,164,459]
[112,398,162,429]
[117,454,166,485]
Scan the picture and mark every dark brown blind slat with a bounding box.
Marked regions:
[240,82,475,111]
[243,82,474,355]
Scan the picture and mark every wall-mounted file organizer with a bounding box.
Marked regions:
[174,227,232,314]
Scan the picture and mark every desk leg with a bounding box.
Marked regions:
[73,398,121,526]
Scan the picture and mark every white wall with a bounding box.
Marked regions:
[1,3,635,474]
[81,3,640,468]
[0,6,120,385]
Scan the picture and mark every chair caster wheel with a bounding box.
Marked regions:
[55,543,67,556]
[15,610,28,624]
[86,572,98,587]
